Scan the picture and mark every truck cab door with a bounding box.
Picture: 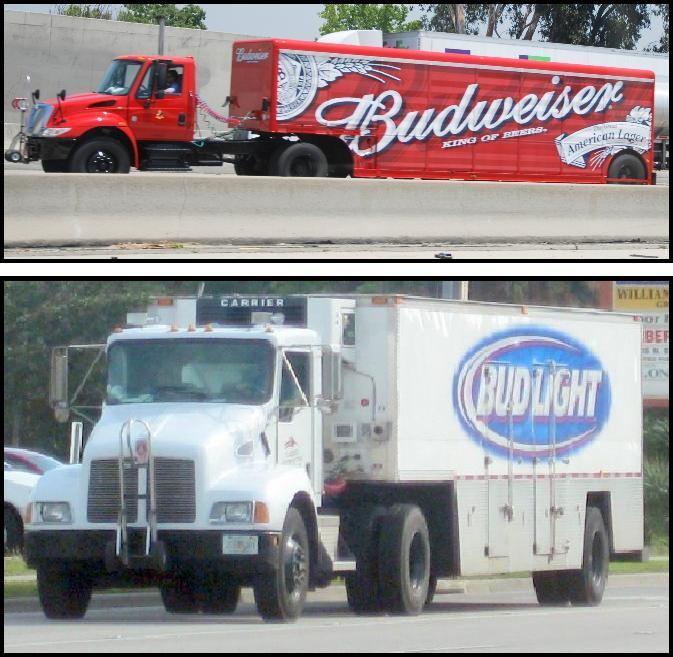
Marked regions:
[275,349,322,496]
[128,61,193,141]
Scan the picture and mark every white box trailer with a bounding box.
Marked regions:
[324,297,643,576]
[27,294,643,622]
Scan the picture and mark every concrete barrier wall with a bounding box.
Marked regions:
[4,173,668,246]
[4,10,259,146]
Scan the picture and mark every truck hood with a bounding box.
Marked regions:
[85,402,273,479]
[44,92,124,113]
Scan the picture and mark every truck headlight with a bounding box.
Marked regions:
[41,127,71,137]
[34,502,72,524]
[209,502,253,524]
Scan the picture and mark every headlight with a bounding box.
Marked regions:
[34,502,72,524]
[41,127,71,137]
[209,501,253,524]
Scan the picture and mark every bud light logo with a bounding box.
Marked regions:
[454,328,611,460]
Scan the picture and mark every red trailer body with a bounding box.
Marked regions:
[231,39,656,184]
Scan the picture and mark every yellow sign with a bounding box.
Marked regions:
[613,283,669,310]
[613,281,669,402]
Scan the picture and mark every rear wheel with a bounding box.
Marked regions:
[607,153,647,184]
[344,505,387,614]
[377,504,431,615]
[270,142,328,177]
[253,507,309,622]
[532,571,570,605]
[568,507,609,606]
[37,563,93,619]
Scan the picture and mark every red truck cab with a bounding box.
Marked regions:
[25,55,197,172]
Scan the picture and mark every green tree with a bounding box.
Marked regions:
[52,4,115,19]
[417,4,486,35]
[416,4,655,49]
[117,4,207,29]
[318,4,422,36]
[647,4,669,52]
[537,4,651,49]
[469,281,599,307]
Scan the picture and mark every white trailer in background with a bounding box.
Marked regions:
[26,295,643,621]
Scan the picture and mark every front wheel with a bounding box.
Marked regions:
[41,159,69,172]
[253,508,309,622]
[69,138,131,173]
[4,507,22,555]
[160,571,200,613]
[37,563,93,619]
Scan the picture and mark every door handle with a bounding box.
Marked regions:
[178,113,186,126]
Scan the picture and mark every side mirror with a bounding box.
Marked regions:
[322,348,343,402]
[49,347,69,423]
[58,89,66,101]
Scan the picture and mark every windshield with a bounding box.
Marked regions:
[96,60,143,96]
[107,338,275,405]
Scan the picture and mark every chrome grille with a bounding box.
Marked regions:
[87,459,138,523]
[155,458,196,523]
[26,103,54,136]
[87,458,195,523]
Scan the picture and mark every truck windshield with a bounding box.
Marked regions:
[107,338,275,405]
[96,60,143,96]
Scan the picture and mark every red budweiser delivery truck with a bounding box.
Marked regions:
[14,38,656,184]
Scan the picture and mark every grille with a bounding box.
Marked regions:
[87,458,195,523]
[26,103,54,136]
[155,458,196,523]
[88,459,138,523]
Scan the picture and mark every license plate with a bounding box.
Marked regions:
[222,535,259,556]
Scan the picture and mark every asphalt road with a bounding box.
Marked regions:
[4,574,668,653]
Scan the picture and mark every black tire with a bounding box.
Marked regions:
[37,563,93,619]
[607,153,647,184]
[344,505,387,614]
[41,159,69,173]
[270,142,328,177]
[532,571,570,605]
[4,506,23,555]
[69,138,131,173]
[567,507,609,606]
[199,574,240,614]
[425,574,438,607]
[160,572,200,613]
[377,504,431,615]
[253,507,309,622]
[233,154,262,176]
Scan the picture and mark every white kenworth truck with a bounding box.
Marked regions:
[25,294,644,622]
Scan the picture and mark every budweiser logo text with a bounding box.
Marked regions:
[316,76,625,156]
[236,48,269,63]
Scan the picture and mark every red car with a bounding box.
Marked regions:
[3,448,63,475]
